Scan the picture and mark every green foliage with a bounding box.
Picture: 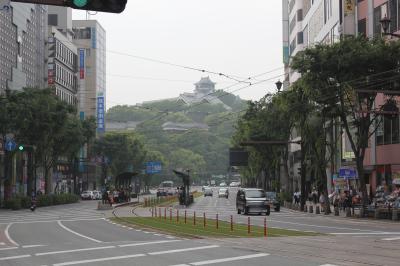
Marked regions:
[3,194,79,209]
[93,132,147,177]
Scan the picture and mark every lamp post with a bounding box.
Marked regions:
[380,15,400,38]
[275,80,283,93]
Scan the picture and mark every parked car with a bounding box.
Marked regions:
[92,191,102,200]
[218,188,229,198]
[266,191,280,212]
[81,191,94,200]
[219,182,227,187]
[236,188,270,215]
[204,187,213,197]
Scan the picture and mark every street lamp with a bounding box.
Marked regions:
[380,15,400,38]
[275,80,283,93]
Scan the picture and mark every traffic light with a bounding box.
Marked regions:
[68,0,127,13]
[10,0,128,14]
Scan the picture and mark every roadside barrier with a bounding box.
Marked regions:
[248,217,251,234]
[230,215,233,231]
[203,212,206,228]
[216,214,219,229]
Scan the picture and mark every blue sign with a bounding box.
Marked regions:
[5,140,16,151]
[339,168,358,179]
[97,96,105,133]
[145,162,162,174]
[91,27,96,49]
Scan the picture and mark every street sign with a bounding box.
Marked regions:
[145,162,162,174]
[5,139,16,151]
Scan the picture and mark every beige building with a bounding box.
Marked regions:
[72,20,106,129]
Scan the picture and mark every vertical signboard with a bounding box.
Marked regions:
[97,96,105,133]
[91,27,97,49]
[79,49,85,79]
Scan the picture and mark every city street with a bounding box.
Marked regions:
[0,193,398,266]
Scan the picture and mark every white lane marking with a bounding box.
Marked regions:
[142,231,151,234]
[268,219,385,232]
[149,245,219,255]
[320,264,339,266]
[36,245,115,256]
[5,223,18,246]
[53,253,146,266]
[0,218,104,225]
[118,239,181,247]
[22,244,47,248]
[381,236,400,241]
[170,264,190,266]
[57,220,102,243]
[189,253,270,265]
[331,232,395,235]
[0,254,31,261]
[0,247,19,251]
[0,242,5,245]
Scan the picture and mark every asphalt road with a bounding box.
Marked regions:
[0,194,399,266]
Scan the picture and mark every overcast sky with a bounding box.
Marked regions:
[72,0,283,109]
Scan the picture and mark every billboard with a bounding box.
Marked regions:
[97,96,105,133]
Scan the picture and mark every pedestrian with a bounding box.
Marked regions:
[312,188,318,205]
[319,192,325,212]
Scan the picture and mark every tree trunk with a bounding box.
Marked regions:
[356,157,368,207]
[283,147,291,194]
[44,165,51,194]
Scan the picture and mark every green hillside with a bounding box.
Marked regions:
[105,91,246,185]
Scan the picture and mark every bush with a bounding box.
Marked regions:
[3,193,80,209]
[4,198,22,210]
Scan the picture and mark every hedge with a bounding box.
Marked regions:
[3,193,80,210]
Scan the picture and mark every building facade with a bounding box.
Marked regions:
[282,0,400,196]
[0,3,47,93]
[282,0,342,193]
[47,7,78,105]
[0,3,48,202]
[72,20,106,190]
[359,0,400,194]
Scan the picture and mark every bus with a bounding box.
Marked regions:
[157,181,176,196]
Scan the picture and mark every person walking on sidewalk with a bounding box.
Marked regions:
[319,192,326,212]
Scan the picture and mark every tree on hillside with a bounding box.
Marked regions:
[168,148,206,182]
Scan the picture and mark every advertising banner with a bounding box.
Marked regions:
[97,96,105,133]
[79,49,85,79]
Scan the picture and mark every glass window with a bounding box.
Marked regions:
[245,190,266,198]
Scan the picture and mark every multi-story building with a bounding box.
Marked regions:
[72,20,106,124]
[282,0,400,196]
[0,3,47,201]
[358,0,400,194]
[0,3,47,93]
[47,7,78,105]
[72,20,106,190]
[282,0,342,193]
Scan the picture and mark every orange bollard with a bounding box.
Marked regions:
[184,210,187,224]
[164,208,167,220]
[216,214,219,230]
[151,207,153,217]
[170,208,172,221]
[159,208,161,219]
[247,217,250,234]
[177,210,179,223]
[230,215,233,231]
[194,211,196,226]
[203,212,206,228]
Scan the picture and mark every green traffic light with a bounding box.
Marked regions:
[18,145,24,151]
[73,0,88,7]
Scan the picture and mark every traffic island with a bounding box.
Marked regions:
[110,215,321,239]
